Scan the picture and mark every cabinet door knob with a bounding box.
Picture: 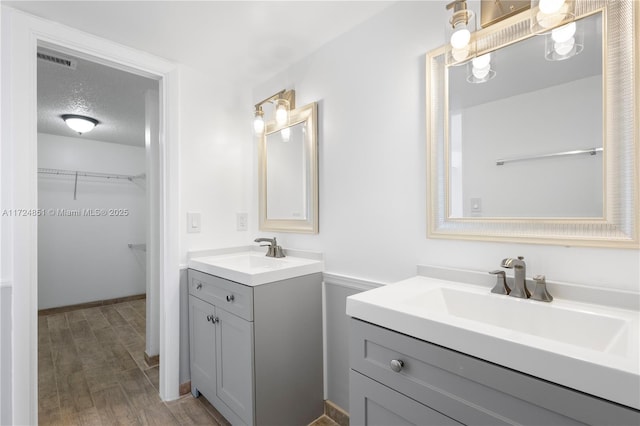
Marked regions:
[196,283,203,290]
[206,314,212,322]
[390,359,404,372]
[226,294,235,302]
[212,316,220,324]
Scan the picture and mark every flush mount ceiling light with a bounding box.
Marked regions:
[446,0,476,65]
[252,89,296,136]
[61,114,99,135]
[530,0,575,34]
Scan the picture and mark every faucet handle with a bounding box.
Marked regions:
[531,275,553,302]
[489,270,510,295]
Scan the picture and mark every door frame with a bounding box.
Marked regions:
[1,8,181,424]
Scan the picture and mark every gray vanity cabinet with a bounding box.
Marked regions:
[188,268,323,426]
[349,318,640,426]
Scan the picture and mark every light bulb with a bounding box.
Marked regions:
[281,127,291,142]
[554,37,575,56]
[253,116,265,135]
[551,22,576,43]
[472,65,491,79]
[472,53,491,69]
[275,99,289,126]
[536,10,564,29]
[452,47,470,62]
[539,0,565,14]
[451,27,471,49]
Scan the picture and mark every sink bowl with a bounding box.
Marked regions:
[406,287,630,355]
[188,251,323,286]
[346,276,640,409]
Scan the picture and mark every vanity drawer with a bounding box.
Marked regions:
[188,269,253,321]
[350,369,461,426]
[350,318,639,426]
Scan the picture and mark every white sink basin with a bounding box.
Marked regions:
[346,276,640,409]
[407,287,630,356]
[188,251,323,286]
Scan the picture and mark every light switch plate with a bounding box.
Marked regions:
[236,212,248,231]
[187,211,201,233]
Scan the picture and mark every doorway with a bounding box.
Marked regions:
[2,9,180,423]
[36,46,161,422]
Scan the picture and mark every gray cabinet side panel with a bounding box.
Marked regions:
[325,281,364,412]
[180,268,190,384]
[253,273,324,426]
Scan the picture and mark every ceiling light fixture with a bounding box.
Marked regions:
[252,89,296,136]
[446,0,476,65]
[61,114,99,135]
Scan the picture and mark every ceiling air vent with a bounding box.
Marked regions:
[37,52,77,70]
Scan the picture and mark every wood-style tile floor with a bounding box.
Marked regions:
[38,299,229,425]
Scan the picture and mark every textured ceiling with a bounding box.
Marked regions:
[37,47,159,147]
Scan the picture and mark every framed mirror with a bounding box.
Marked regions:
[259,102,318,233]
[427,0,639,248]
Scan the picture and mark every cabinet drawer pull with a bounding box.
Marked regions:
[226,294,235,302]
[390,359,404,372]
[196,283,203,290]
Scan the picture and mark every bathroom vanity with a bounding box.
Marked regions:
[347,273,640,426]
[188,249,324,426]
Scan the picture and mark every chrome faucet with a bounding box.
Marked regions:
[254,237,285,258]
[501,256,530,299]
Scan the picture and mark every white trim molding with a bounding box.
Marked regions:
[1,7,180,424]
[322,272,384,292]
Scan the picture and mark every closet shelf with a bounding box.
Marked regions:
[38,168,144,181]
[38,168,144,200]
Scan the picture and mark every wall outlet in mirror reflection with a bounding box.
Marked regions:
[236,212,248,231]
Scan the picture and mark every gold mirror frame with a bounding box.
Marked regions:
[427,0,639,248]
[259,102,319,234]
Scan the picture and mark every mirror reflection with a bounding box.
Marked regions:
[447,12,603,218]
[265,121,310,220]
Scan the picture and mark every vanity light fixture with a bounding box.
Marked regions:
[545,21,583,60]
[530,0,575,34]
[61,114,99,135]
[467,53,496,83]
[446,0,476,65]
[252,89,296,136]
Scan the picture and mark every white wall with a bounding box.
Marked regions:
[252,1,640,410]
[178,65,253,264]
[37,133,146,309]
[459,76,603,217]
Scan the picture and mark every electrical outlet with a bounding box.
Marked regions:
[236,212,248,231]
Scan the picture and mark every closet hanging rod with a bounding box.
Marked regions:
[38,168,143,181]
[496,147,603,166]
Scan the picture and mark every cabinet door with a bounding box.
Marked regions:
[189,295,216,399]
[350,370,461,426]
[216,308,254,425]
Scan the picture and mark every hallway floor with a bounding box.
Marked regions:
[38,299,228,425]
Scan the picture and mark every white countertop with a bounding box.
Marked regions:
[346,275,640,409]
[188,249,324,286]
